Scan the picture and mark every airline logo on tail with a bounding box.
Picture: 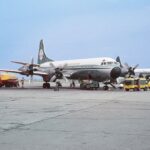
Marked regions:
[39,48,44,61]
[37,39,53,64]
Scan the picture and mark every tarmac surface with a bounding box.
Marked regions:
[0,82,150,150]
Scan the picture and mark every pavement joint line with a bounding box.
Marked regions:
[1,97,149,134]
[0,101,115,134]
[13,128,150,137]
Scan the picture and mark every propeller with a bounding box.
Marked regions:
[17,58,35,82]
[29,58,34,82]
[49,63,68,81]
[28,58,34,72]
[116,56,123,68]
[124,63,139,76]
[116,56,139,77]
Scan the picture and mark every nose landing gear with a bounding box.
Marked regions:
[103,85,109,91]
[103,82,116,91]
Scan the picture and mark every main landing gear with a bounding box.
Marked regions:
[54,81,62,91]
[103,85,109,91]
[43,82,50,89]
[70,81,75,88]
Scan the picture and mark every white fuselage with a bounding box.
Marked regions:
[40,57,120,70]
[39,57,121,82]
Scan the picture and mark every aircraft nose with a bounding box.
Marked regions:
[110,67,121,79]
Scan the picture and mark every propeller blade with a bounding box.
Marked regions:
[133,64,139,70]
[31,57,34,64]
[63,76,68,82]
[28,58,34,75]
[30,57,34,81]
[31,75,33,82]
[116,56,123,68]
[124,63,129,69]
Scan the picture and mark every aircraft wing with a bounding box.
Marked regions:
[11,61,39,67]
[0,69,23,74]
[32,71,48,76]
[0,69,49,76]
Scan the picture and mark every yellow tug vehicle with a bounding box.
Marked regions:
[0,73,19,88]
[148,81,150,89]
[124,77,148,91]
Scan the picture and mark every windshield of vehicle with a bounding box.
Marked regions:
[139,79,147,85]
[124,80,134,85]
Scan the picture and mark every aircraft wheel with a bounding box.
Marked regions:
[43,83,50,89]
[43,83,47,88]
[46,83,50,89]
[103,85,109,91]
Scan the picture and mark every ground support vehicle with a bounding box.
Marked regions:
[0,73,19,88]
[3,79,19,87]
[0,79,3,87]
[148,81,150,89]
[80,80,99,90]
[124,77,148,91]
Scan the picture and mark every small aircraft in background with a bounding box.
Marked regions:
[0,73,19,88]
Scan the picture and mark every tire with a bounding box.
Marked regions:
[103,86,109,91]
[43,83,46,88]
[46,83,50,89]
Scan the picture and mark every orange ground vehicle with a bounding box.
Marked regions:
[0,73,19,88]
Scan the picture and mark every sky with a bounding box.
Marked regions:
[0,0,150,70]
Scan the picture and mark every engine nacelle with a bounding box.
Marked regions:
[110,67,121,79]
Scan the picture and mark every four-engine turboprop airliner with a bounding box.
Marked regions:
[0,40,122,88]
